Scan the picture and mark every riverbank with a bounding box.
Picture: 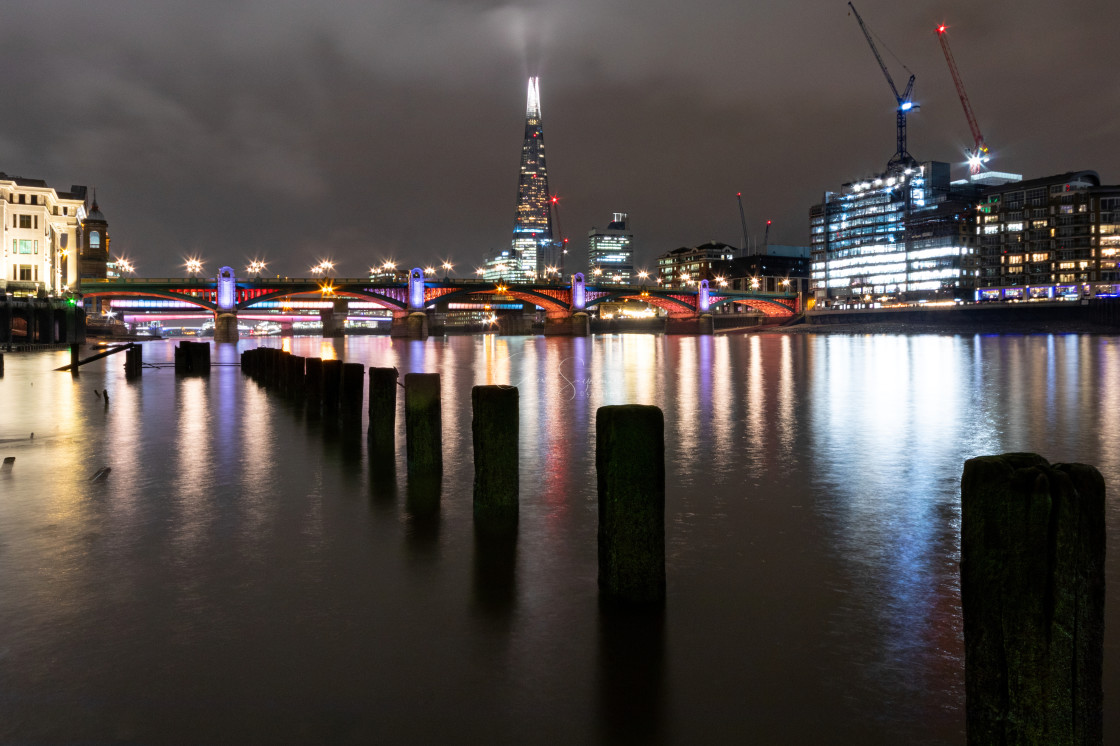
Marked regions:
[756,319,1120,335]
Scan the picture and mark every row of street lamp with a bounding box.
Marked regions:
[165,257,793,292]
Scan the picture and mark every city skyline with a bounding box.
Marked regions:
[0,1,1117,277]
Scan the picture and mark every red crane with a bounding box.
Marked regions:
[937,24,990,175]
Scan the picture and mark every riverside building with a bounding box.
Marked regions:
[656,241,737,287]
[810,162,981,306]
[587,213,634,284]
[1,173,87,296]
[972,170,1120,300]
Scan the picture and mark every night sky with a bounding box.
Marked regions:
[2,1,1117,277]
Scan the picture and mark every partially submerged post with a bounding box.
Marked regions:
[960,453,1105,745]
[321,359,342,415]
[596,405,665,604]
[471,385,518,523]
[340,363,365,420]
[70,344,80,376]
[404,373,441,476]
[368,367,398,451]
[305,357,323,408]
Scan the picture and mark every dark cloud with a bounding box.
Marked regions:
[1,0,1116,276]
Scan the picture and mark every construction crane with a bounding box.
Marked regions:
[848,2,918,172]
[736,192,749,255]
[550,195,568,276]
[937,24,990,175]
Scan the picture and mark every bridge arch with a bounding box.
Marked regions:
[586,290,697,317]
[81,289,218,311]
[709,296,796,316]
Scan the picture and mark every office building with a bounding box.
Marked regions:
[588,213,635,284]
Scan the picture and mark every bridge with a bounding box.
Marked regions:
[80,267,800,341]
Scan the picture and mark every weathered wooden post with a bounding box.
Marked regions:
[190,341,210,375]
[404,373,441,475]
[596,405,665,604]
[70,343,80,377]
[305,357,323,407]
[125,345,142,379]
[321,359,342,415]
[368,367,398,451]
[471,385,518,523]
[287,355,305,397]
[341,363,365,419]
[960,453,1105,745]
[0,351,4,377]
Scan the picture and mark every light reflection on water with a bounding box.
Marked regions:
[1,332,1119,743]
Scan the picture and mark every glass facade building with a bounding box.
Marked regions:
[810,161,979,305]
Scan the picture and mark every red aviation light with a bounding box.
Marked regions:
[767,220,772,225]
[937,24,946,34]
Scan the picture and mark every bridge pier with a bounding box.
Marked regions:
[543,312,589,336]
[664,314,713,335]
[321,299,349,338]
[390,311,429,339]
[214,312,239,342]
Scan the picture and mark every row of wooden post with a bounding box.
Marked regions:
[235,346,1105,741]
[238,346,667,604]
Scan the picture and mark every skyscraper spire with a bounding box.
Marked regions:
[526,76,541,118]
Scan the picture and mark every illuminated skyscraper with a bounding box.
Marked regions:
[588,213,634,284]
[489,77,555,282]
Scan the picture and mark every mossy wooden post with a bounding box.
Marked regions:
[961,453,1105,745]
[596,405,665,604]
[341,363,365,420]
[405,373,441,476]
[368,367,398,450]
[472,385,518,522]
[321,359,342,415]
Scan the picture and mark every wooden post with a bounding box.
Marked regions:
[404,373,441,475]
[305,357,323,405]
[596,405,665,604]
[321,359,342,415]
[288,355,305,397]
[961,453,1105,745]
[70,343,80,377]
[472,385,518,522]
[341,362,365,420]
[368,367,398,451]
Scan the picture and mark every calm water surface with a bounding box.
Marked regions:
[1,333,1119,744]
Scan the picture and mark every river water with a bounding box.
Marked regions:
[1,332,1118,743]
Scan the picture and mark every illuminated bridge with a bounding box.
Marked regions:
[80,267,800,341]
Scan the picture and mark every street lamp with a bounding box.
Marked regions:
[184,258,203,277]
[441,261,453,281]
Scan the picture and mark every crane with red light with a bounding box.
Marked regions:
[848,2,918,172]
[550,195,569,276]
[936,24,990,175]
[736,192,749,256]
